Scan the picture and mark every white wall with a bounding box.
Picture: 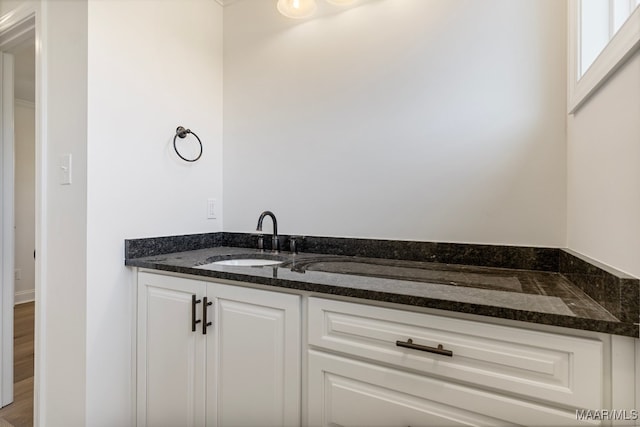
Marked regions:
[222,0,567,246]
[567,50,640,278]
[86,0,223,425]
[14,100,35,304]
[40,0,88,425]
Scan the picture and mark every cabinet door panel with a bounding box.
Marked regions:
[138,273,206,427]
[308,350,600,427]
[207,284,300,427]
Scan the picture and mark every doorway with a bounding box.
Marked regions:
[11,39,36,308]
[0,13,36,426]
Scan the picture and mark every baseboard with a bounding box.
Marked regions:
[15,289,35,305]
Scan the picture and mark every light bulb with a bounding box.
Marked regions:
[277,0,318,19]
[325,0,356,5]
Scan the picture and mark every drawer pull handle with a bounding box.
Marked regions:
[202,297,213,335]
[396,338,453,357]
[191,295,202,332]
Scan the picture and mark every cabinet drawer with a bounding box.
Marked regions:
[308,298,603,409]
[308,351,600,427]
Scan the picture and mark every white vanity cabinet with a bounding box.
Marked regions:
[136,271,637,427]
[136,272,301,427]
[307,298,611,427]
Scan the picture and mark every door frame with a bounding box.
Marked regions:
[0,42,16,410]
[0,3,43,423]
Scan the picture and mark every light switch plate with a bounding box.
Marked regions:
[60,154,72,185]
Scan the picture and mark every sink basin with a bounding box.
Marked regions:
[213,259,282,267]
[197,258,283,268]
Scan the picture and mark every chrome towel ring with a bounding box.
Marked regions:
[173,126,203,162]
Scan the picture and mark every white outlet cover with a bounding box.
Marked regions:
[207,198,217,219]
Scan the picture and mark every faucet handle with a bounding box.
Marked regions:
[256,234,264,251]
[289,236,304,254]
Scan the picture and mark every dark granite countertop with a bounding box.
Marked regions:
[125,237,639,337]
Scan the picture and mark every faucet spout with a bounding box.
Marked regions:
[256,211,279,252]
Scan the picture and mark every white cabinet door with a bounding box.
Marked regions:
[137,272,207,427]
[206,283,301,427]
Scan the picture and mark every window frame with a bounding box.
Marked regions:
[568,0,640,113]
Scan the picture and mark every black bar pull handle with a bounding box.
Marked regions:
[202,297,213,335]
[396,338,453,357]
[191,295,202,332]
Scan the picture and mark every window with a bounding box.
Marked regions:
[568,0,640,112]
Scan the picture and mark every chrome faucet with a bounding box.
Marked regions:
[256,211,279,252]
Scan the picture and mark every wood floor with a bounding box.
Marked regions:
[0,302,34,427]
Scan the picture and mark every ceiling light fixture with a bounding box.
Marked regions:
[277,0,356,19]
[277,0,318,19]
